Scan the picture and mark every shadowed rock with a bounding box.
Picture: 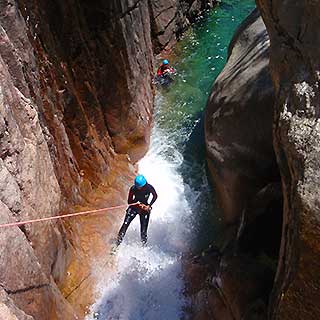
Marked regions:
[185,247,273,320]
[256,0,320,319]
[205,8,278,225]
[186,8,284,319]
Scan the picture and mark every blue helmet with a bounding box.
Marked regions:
[162,59,169,65]
[134,174,147,188]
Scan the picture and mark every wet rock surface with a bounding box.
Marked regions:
[256,0,320,319]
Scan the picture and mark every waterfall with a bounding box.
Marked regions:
[85,96,195,320]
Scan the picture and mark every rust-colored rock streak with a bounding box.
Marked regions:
[256,1,320,319]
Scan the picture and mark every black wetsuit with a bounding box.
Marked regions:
[117,183,158,245]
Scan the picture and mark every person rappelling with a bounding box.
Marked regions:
[115,174,158,247]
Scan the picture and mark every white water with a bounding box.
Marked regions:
[85,96,197,320]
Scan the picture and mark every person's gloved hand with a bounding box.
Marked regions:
[138,203,151,212]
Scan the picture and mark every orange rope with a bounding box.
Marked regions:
[0,202,138,229]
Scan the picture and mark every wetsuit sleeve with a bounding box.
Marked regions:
[127,187,135,204]
[157,67,162,76]
[148,184,158,206]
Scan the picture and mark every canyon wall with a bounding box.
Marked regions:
[0,0,154,318]
[0,0,216,318]
[256,0,320,319]
[198,2,320,319]
[187,8,282,319]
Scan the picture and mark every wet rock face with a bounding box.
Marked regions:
[205,8,278,224]
[0,0,154,318]
[256,1,320,319]
[150,0,217,53]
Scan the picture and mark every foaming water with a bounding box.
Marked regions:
[85,99,194,320]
